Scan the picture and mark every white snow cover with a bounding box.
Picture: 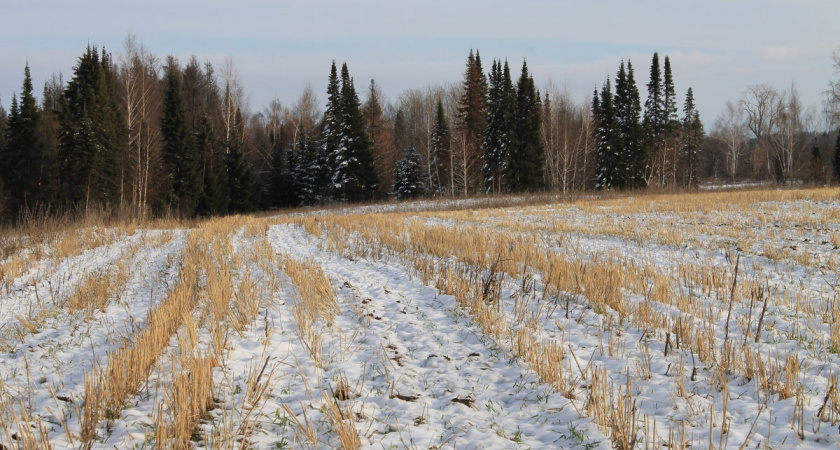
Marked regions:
[0,189,839,448]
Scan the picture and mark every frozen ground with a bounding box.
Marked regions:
[1,188,839,448]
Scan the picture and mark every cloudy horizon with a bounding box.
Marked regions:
[2,1,838,128]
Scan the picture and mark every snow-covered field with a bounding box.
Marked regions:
[1,187,839,449]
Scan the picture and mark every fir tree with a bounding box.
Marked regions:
[483,59,514,194]
[2,65,42,216]
[393,143,424,199]
[159,56,201,217]
[680,88,704,188]
[431,99,452,195]
[59,46,127,210]
[507,60,544,193]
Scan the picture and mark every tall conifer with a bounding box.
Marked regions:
[431,99,452,195]
[680,87,703,188]
[160,56,201,217]
[2,65,42,216]
[59,46,127,210]
[508,61,544,192]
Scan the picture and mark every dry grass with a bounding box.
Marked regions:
[284,186,840,446]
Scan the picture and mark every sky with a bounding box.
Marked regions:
[2,0,838,128]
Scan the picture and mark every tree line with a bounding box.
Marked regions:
[1,38,839,223]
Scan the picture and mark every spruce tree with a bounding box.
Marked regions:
[663,56,680,186]
[483,60,514,193]
[431,99,452,195]
[644,53,664,140]
[226,108,256,213]
[456,50,488,193]
[363,80,390,198]
[59,47,127,210]
[508,61,544,192]
[160,56,201,217]
[290,133,319,206]
[339,63,378,201]
[267,122,292,208]
[196,116,229,216]
[680,88,703,188]
[833,129,840,183]
[2,65,42,216]
[613,61,644,189]
[594,79,621,189]
[324,62,377,202]
[394,143,424,199]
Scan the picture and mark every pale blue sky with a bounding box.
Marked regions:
[2,1,838,126]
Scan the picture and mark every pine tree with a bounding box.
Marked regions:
[59,46,128,210]
[508,60,544,192]
[394,143,424,199]
[159,56,201,217]
[680,88,704,188]
[483,60,514,193]
[2,65,42,216]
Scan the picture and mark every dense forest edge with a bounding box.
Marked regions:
[1,36,839,226]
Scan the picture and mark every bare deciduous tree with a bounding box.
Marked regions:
[712,100,748,182]
[118,33,162,220]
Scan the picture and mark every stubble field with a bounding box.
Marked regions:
[1,187,840,449]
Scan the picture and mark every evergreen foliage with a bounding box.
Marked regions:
[160,56,201,217]
[483,59,514,193]
[226,108,256,213]
[393,143,424,199]
[322,62,378,202]
[431,99,452,195]
[681,88,704,188]
[195,116,229,216]
[2,65,42,216]
[593,79,621,189]
[507,61,544,192]
[613,61,645,189]
[290,133,320,206]
[58,47,127,210]
[457,50,488,193]
[834,129,840,183]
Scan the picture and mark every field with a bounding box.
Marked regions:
[1,187,840,449]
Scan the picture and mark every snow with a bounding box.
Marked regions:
[1,190,840,448]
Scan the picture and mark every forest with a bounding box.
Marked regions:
[1,37,839,223]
